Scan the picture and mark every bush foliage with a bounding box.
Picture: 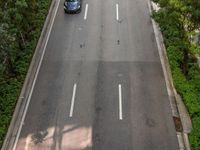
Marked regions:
[0,0,51,147]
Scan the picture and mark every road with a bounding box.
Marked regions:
[14,0,179,149]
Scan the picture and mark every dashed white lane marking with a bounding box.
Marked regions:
[84,4,88,20]
[118,84,123,120]
[69,84,77,117]
[12,0,61,149]
[116,4,119,21]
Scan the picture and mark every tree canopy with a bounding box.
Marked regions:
[0,0,51,147]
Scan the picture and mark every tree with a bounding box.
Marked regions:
[153,0,200,76]
[0,24,16,76]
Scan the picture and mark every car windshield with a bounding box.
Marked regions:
[66,0,78,2]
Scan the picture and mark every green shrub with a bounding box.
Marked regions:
[189,117,200,150]
[0,0,51,147]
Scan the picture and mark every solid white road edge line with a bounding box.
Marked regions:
[12,0,61,149]
[69,84,77,117]
[119,84,123,120]
[116,4,119,21]
[84,4,88,20]
[147,1,173,97]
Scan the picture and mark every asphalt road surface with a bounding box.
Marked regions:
[14,0,179,149]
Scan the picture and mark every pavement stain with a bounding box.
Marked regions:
[146,118,157,128]
[95,107,102,113]
[80,42,85,48]
[31,131,48,144]
[117,40,120,45]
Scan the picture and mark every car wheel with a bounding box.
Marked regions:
[77,7,81,13]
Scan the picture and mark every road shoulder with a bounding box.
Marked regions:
[147,0,192,150]
[2,0,58,149]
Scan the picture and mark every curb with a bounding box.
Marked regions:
[1,0,57,149]
[147,1,192,150]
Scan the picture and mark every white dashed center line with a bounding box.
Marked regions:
[84,4,88,20]
[118,84,123,120]
[69,83,77,117]
[116,4,119,21]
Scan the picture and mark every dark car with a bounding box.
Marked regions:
[64,0,82,13]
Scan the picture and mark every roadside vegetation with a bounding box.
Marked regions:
[0,0,51,147]
[152,0,200,149]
